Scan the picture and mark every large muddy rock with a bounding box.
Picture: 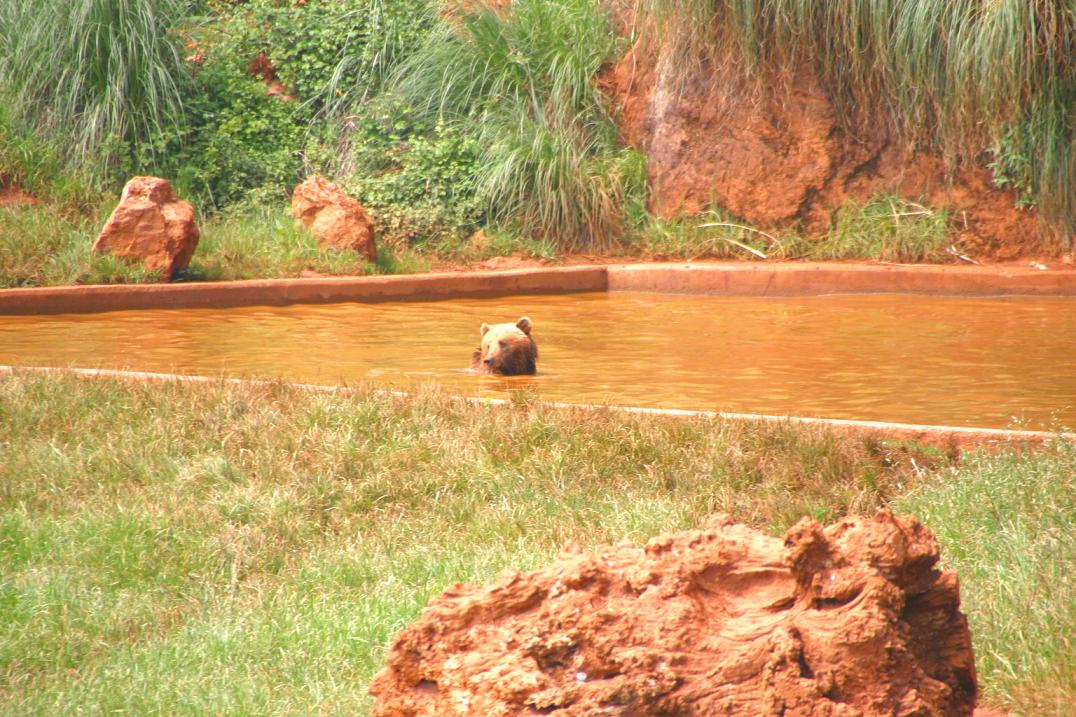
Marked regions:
[370,511,977,717]
[609,43,1042,259]
[92,176,200,280]
[291,175,377,260]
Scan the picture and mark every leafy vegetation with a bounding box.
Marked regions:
[155,0,435,209]
[1,0,1073,274]
[0,372,1071,715]
[220,0,433,117]
[341,101,485,248]
[394,0,647,250]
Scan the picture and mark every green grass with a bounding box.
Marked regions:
[0,204,160,287]
[632,196,956,263]
[184,205,375,281]
[0,188,976,288]
[894,450,1076,716]
[0,191,975,288]
[0,202,445,287]
[641,0,1076,238]
[0,372,1071,715]
[813,195,953,262]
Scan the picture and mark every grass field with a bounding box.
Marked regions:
[0,372,1071,715]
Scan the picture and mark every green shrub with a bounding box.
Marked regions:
[221,0,433,115]
[154,57,315,209]
[394,0,646,250]
[155,0,434,210]
[343,100,484,248]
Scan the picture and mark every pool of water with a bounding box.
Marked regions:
[2,291,1074,430]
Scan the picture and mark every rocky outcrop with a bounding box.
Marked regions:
[609,42,1042,259]
[291,175,377,260]
[91,176,200,280]
[370,510,977,717]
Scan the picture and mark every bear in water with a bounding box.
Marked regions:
[472,317,538,375]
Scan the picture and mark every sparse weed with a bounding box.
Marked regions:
[814,195,953,263]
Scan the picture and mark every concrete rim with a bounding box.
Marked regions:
[1,262,1075,315]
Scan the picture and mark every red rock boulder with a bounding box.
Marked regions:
[91,176,200,281]
[370,510,977,717]
[291,175,377,260]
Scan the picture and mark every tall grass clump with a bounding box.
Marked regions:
[815,195,953,262]
[0,0,193,180]
[641,0,1076,237]
[394,0,646,250]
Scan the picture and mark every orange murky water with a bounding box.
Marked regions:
[1,291,1074,430]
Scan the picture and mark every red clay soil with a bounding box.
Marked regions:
[248,51,295,101]
[608,41,1046,260]
[369,510,978,717]
[0,184,37,208]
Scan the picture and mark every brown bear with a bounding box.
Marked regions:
[471,317,538,375]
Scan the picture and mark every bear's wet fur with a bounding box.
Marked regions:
[471,317,538,375]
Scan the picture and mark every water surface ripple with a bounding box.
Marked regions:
[1,291,1073,430]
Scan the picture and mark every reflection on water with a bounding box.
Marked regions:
[1,291,1074,430]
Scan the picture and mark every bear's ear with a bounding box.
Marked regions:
[516,317,532,335]
[480,323,491,337]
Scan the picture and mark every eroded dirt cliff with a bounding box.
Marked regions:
[370,510,977,716]
[608,40,1044,259]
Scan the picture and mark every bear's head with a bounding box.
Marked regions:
[472,317,538,375]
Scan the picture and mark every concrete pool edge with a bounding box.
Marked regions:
[4,365,1072,449]
[2,262,1076,314]
[605,262,1076,296]
[0,266,608,315]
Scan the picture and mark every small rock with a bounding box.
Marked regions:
[92,176,199,281]
[291,175,377,260]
